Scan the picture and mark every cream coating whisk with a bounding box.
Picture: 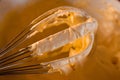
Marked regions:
[0,6,97,75]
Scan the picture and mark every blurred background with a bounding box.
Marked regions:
[0,0,120,80]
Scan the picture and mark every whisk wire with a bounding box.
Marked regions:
[0,64,49,75]
[0,25,32,57]
[0,51,30,67]
[0,47,29,63]
[0,6,97,75]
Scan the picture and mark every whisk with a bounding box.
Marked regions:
[0,6,97,75]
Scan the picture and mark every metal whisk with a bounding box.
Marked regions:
[0,6,97,75]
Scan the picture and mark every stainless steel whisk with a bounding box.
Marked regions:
[0,6,97,75]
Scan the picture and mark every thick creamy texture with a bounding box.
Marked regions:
[29,9,96,62]
[34,34,90,62]
[0,0,120,80]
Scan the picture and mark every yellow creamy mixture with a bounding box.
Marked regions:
[0,0,120,80]
[31,10,90,62]
[35,34,90,62]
